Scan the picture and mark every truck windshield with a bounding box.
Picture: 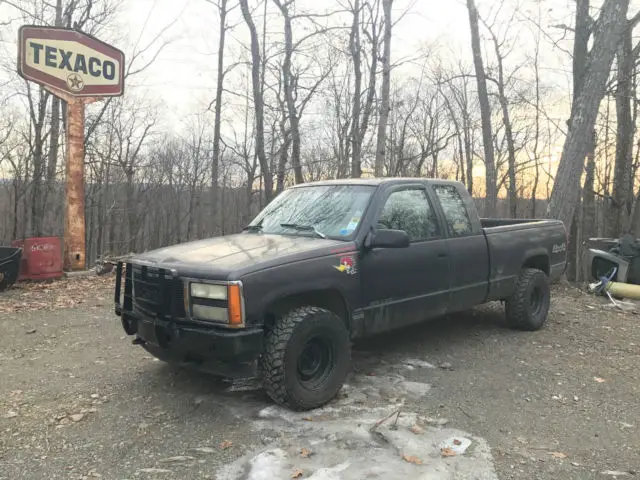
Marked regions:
[247,185,375,239]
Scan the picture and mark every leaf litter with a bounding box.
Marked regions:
[0,276,114,313]
[402,454,423,464]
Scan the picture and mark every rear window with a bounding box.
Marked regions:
[433,185,473,237]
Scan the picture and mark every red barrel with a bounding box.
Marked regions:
[11,237,63,281]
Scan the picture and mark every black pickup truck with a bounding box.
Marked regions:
[115,178,567,410]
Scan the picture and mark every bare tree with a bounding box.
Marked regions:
[467,0,497,215]
[109,99,157,251]
[327,61,353,178]
[525,2,543,218]
[374,0,392,176]
[349,0,364,178]
[273,0,303,184]
[42,0,64,228]
[208,0,232,234]
[441,64,478,195]
[480,3,519,217]
[272,0,335,185]
[346,0,382,178]
[239,0,273,201]
[607,18,640,236]
[548,0,630,228]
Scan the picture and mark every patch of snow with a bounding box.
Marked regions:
[222,414,497,480]
[306,462,350,480]
[403,358,437,369]
[400,380,431,396]
[246,449,288,480]
[257,405,284,419]
[439,436,473,455]
[220,358,496,480]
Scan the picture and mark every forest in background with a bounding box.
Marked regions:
[0,0,638,280]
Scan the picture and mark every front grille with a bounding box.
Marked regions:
[132,264,185,317]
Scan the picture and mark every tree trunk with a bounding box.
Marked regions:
[29,86,48,237]
[239,0,273,201]
[277,1,303,184]
[126,171,136,252]
[567,213,580,281]
[530,91,541,218]
[31,120,44,236]
[276,111,291,193]
[374,0,393,177]
[583,130,597,242]
[349,0,363,178]
[42,0,64,228]
[464,119,473,194]
[466,0,497,215]
[212,0,227,235]
[498,84,517,218]
[489,41,517,218]
[608,26,634,236]
[548,0,629,227]
[530,9,542,218]
[12,178,19,240]
[358,5,379,152]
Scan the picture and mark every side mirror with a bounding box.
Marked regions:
[369,229,410,249]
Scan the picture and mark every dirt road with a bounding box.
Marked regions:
[1,278,638,479]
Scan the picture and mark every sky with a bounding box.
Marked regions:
[0,0,582,188]
[119,0,465,119]
[0,0,577,141]
[118,0,573,129]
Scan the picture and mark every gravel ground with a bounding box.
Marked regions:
[0,277,638,479]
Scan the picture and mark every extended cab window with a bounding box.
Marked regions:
[378,189,440,242]
[433,184,473,237]
[247,184,374,239]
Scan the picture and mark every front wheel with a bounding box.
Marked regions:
[505,268,550,331]
[261,306,351,410]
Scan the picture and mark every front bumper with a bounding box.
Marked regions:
[115,262,263,378]
[120,311,264,377]
[134,314,263,360]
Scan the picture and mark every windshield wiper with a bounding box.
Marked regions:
[280,223,327,239]
[243,224,263,232]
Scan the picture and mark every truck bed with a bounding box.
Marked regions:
[480,218,567,302]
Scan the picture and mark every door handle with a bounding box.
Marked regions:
[437,253,448,258]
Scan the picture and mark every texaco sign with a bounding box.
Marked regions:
[17,26,124,97]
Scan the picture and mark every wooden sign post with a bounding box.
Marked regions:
[17,26,124,271]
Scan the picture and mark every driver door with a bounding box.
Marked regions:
[358,185,451,336]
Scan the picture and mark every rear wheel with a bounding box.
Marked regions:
[261,306,351,410]
[505,268,550,331]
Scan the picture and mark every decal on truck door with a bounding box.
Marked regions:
[334,255,357,275]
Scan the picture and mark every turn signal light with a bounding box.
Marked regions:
[228,284,244,327]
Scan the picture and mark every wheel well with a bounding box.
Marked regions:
[523,255,549,275]
[264,289,350,331]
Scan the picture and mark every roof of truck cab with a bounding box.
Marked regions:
[289,177,463,188]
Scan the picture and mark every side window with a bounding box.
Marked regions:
[377,189,441,242]
[433,185,473,237]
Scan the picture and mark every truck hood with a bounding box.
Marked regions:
[132,233,353,278]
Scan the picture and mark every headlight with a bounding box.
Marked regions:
[192,304,228,322]
[190,282,227,300]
